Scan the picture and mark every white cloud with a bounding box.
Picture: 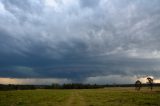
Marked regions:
[0,1,6,14]
[45,0,57,7]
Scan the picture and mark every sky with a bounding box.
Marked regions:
[0,0,160,85]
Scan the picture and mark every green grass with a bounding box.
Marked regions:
[0,89,72,106]
[0,87,160,106]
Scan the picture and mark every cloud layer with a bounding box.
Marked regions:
[1,0,160,84]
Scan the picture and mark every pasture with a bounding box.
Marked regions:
[0,87,160,106]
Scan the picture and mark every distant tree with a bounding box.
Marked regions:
[51,83,61,89]
[147,77,153,90]
[135,80,142,91]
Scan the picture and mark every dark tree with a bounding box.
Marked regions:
[147,77,153,90]
[135,80,142,91]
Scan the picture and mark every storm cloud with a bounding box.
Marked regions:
[0,0,160,84]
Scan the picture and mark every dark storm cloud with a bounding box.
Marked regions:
[0,0,160,83]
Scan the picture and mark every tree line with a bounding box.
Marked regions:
[0,83,160,90]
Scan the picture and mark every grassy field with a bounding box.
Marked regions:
[0,87,160,106]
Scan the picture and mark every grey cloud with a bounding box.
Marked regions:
[85,75,137,84]
[1,0,43,14]
[80,0,100,8]
[0,0,160,83]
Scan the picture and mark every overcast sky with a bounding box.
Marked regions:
[0,0,160,85]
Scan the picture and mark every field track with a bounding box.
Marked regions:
[66,91,86,106]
